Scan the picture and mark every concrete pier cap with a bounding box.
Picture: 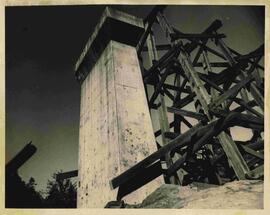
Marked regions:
[74,7,145,83]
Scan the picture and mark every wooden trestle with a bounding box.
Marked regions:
[110,5,264,200]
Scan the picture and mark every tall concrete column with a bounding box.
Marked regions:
[74,7,162,208]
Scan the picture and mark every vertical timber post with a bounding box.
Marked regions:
[74,7,162,208]
[146,27,182,185]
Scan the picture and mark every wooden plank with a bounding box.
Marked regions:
[6,142,36,173]
[246,165,264,179]
[217,132,249,179]
[216,39,236,65]
[175,114,193,129]
[249,82,264,109]
[173,74,182,134]
[240,145,264,160]
[56,170,78,181]
[117,161,163,200]
[233,98,263,119]
[209,75,254,109]
[178,50,211,118]
[137,6,166,55]
[167,106,207,121]
[156,11,174,40]
[240,59,264,111]
[245,139,264,151]
[253,66,263,86]
[163,87,175,102]
[202,50,212,74]
[144,5,166,24]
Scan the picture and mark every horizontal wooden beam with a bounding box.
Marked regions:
[116,161,163,200]
[56,170,78,180]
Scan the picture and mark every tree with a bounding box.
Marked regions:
[44,171,77,208]
[6,173,44,208]
[25,177,44,207]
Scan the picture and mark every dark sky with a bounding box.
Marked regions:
[5,5,264,192]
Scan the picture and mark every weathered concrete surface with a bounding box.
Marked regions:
[77,40,162,208]
[76,7,162,208]
[127,180,263,209]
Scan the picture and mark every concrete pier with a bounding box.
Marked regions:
[75,7,162,208]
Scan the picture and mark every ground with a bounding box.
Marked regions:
[126,180,263,209]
